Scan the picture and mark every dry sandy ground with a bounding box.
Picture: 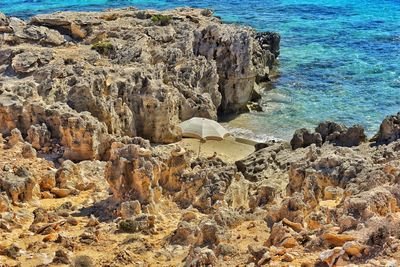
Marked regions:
[177,136,255,163]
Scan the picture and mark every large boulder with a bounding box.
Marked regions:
[105,141,162,206]
[26,123,51,149]
[372,112,400,144]
[291,121,367,150]
[0,168,36,203]
[290,128,322,150]
[315,121,367,147]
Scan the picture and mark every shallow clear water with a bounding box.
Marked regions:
[2,0,400,140]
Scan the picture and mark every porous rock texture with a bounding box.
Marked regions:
[100,114,400,266]
[2,6,400,267]
[291,120,367,149]
[2,107,400,266]
[372,112,400,144]
[0,7,279,146]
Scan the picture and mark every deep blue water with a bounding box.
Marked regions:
[1,0,400,140]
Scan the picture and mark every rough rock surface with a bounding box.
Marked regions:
[1,7,400,267]
[105,139,161,207]
[372,112,400,144]
[1,110,400,266]
[0,8,279,144]
[291,121,367,149]
[0,168,35,203]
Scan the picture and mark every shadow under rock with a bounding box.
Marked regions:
[71,196,118,223]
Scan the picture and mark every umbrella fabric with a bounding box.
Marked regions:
[179,117,229,140]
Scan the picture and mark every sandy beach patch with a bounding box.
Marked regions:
[177,136,255,163]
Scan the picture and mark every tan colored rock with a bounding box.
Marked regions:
[282,218,303,233]
[8,128,23,147]
[138,147,152,157]
[43,233,59,242]
[1,8,279,143]
[59,114,110,161]
[11,51,53,73]
[159,148,189,192]
[26,123,51,149]
[40,170,56,191]
[184,247,217,267]
[321,232,356,247]
[119,200,142,219]
[0,193,11,212]
[372,112,400,144]
[319,247,344,267]
[282,253,295,262]
[0,169,35,203]
[323,186,344,201]
[86,215,99,227]
[70,22,86,39]
[343,241,363,257]
[181,210,197,222]
[170,221,203,246]
[248,244,268,263]
[41,191,53,199]
[171,145,186,157]
[0,94,111,161]
[105,142,162,205]
[55,160,82,189]
[21,143,37,158]
[51,187,71,198]
[265,222,301,248]
[224,173,250,210]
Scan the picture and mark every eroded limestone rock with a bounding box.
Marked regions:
[105,141,162,206]
[372,112,400,144]
[21,143,37,158]
[291,121,367,149]
[27,124,51,150]
[0,168,35,203]
[184,247,217,267]
[0,8,279,143]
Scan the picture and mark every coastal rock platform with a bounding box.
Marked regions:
[0,7,279,144]
[1,6,400,267]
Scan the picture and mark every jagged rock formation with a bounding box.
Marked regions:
[0,8,279,144]
[105,139,162,208]
[0,167,35,203]
[0,93,110,161]
[26,124,51,150]
[2,6,400,266]
[291,128,323,150]
[291,121,367,149]
[372,112,400,144]
[1,110,400,266]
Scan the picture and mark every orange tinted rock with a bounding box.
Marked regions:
[322,233,356,247]
[282,218,303,232]
[50,187,71,198]
[41,191,53,199]
[343,241,363,257]
[319,247,344,267]
[281,237,299,248]
[43,233,58,242]
[307,219,321,230]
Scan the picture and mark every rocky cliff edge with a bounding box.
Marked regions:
[0,7,280,146]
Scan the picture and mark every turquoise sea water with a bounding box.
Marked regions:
[1,0,400,140]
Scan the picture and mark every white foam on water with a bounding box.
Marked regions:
[263,92,292,104]
[225,126,282,143]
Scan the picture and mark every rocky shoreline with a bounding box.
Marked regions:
[0,7,279,146]
[1,6,400,267]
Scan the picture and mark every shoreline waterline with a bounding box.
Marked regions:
[2,1,399,141]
